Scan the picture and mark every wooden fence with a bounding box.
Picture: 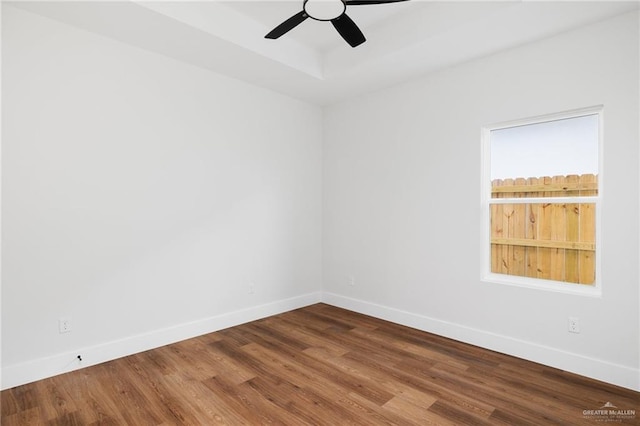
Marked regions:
[490,174,597,285]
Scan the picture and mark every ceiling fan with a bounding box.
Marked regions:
[265,0,409,48]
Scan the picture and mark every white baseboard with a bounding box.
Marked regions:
[321,292,640,392]
[4,291,638,392]
[1,292,322,390]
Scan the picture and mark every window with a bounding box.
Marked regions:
[481,107,601,295]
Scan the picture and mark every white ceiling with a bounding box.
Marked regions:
[9,1,639,106]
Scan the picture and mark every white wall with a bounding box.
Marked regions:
[2,5,322,388]
[323,11,639,390]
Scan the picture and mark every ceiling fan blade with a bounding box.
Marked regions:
[346,0,408,5]
[331,14,366,47]
[265,11,308,39]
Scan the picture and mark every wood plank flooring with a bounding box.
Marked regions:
[2,303,639,425]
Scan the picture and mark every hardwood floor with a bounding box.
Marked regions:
[2,303,638,425]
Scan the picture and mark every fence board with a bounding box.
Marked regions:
[565,175,580,283]
[537,177,553,280]
[550,176,566,281]
[491,179,504,274]
[512,178,527,276]
[502,179,514,274]
[524,177,539,278]
[491,238,595,251]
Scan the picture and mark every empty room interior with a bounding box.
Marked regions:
[2,0,640,424]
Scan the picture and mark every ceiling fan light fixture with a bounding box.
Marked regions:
[265,0,408,47]
[303,0,346,21]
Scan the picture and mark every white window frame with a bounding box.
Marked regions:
[480,106,603,297]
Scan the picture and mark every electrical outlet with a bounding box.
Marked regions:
[248,282,255,294]
[348,275,355,286]
[568,317,580,334]
[59,317,72,334]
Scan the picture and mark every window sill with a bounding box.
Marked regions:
[481,273,602,298]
